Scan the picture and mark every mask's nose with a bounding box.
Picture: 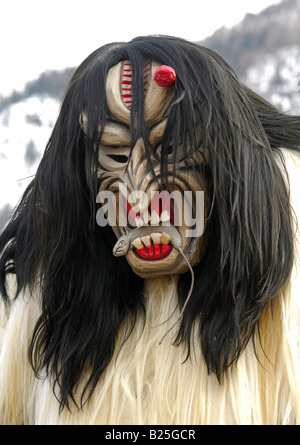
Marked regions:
[126,138,157,191]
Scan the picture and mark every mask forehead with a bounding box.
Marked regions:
[105,60,175,126]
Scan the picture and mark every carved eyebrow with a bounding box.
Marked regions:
[149,119,167,145]
[100,121,131,145]
[100,116,168,147]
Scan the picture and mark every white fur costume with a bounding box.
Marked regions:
[0,149,299,425]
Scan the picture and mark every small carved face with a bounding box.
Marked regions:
[83,60,207,278]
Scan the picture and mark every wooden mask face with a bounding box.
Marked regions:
[82,60,207,278]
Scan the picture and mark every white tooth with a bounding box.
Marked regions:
[132,237,144,249]
[142,211,151,224]
[151,233,162,244]
[141,235,151,246]
[141,203,149,214]
[150,209,160,225]
[160,210,170,222]
[135,216,143,228]
[138,196,149,213]
[161,232,172,244]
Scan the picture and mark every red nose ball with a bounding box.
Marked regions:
[153,65,176,88]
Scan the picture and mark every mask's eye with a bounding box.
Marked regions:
[98,146,130,170]
[154,143,173,160]
[154,141,187,164]
[107,154,129,164]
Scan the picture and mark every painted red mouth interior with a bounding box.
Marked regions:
[134,243,172,260]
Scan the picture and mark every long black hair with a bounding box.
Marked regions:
[1,35,300,410]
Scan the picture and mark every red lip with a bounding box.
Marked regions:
[134,243,172,260]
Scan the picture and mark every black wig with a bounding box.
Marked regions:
[1,35,300,409]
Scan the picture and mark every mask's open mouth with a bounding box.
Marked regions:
[113,190,183,259]
[133,234,173,260]
[128,190,175,260]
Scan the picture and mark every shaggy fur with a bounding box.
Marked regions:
[0,35,300,424]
